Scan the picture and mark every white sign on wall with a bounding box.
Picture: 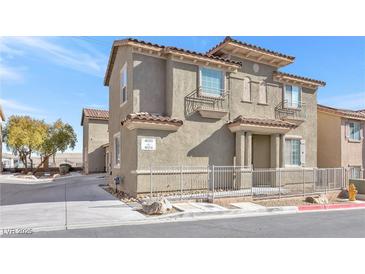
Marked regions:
[141,138,156,151]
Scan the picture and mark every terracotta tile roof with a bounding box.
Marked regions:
[228,116,297,128]
[81,108,109,125]
[317,104,365,120]
[207,36,295,61]
[273,71,326,87]
[121,112,183,126]
[104,38,241,86]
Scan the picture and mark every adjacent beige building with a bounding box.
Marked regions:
[81,108,109,174]
[0,105,5,173]
[104,37,326,196]
[317,104,365,178]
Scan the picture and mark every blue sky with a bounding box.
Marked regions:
[1,36,365,153]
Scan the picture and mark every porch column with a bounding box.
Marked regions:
[280,134,286,168]
[270,134,280,168]
[235,131,245,166]
[245,132,252,167]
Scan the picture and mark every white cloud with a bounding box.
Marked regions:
[0,98,40,113]
[0,65,23,81]
[319,91,365,110]
[2,37,107,77]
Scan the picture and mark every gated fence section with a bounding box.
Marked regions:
[147,166,349,201]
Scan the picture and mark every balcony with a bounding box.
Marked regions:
[185,87,229,119]
[275,100,306,124]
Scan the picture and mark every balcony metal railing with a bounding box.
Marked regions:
[185,87,229,115]
[275,100,306,121]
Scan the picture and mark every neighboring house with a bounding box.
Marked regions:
[1,152,82,169]
[104,37,325,196]
[0,105,5,173]
[81,108,109,174]
[317,104,365,178]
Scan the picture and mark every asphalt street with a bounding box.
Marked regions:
[3,208,365,238]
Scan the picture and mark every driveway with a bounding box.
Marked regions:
[0,174,145,231]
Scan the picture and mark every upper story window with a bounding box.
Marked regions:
[242,77,251,102]
[120,63,127,106]
[284,84,301,108]
[348,122,361,141]
[200,67,224,97]
[258,81,267,104]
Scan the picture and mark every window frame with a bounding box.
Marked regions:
[120,63,127,107]
[199,66,225,97]
[285,138,302,167]
[284,84,302,109]
[348,121,361,141]
[113,132,121,168]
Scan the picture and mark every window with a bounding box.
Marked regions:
[113,132,120,168]
[348,122,361,141]
[258,81,267,104]
[120,63,127,105]
[242,77,251,102]
[200,67,224,96]
[285,139,301,166]
[284,85,301,108]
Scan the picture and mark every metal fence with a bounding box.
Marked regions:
[147,166,348,201]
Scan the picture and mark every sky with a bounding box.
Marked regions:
[1,36,365,153]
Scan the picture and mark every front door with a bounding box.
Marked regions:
[252,134,271,169]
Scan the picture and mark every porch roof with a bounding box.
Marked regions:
[121,112,183,131]
[227,116,297,134]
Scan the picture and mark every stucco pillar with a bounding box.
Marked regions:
[280,134,286,168]
[270,134,280,168]
[235,131,245,166]
[245,132,252,167]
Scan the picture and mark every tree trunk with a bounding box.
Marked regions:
[33,155,51,175]
[28,151,33,171]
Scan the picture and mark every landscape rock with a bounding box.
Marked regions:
[305,194,329,204]
[141,197,172,215]
[337,188,349,199]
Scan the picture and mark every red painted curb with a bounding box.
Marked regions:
[298,203,365,211]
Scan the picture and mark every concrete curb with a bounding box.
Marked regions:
[298,202,365,211]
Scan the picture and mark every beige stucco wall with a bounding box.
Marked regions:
[318,112,364,169]
[340,118,364,168]
[317,112,342,167]
[108,46,320,196]
[83,118,108,174]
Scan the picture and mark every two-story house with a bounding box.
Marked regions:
[81,108,109,174]
[317,104,365,178]
[104,37,325,196]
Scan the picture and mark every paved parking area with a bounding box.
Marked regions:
[0,174,145,231]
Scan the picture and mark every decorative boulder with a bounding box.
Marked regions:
[305,194,329,204]
[141,198,173,215]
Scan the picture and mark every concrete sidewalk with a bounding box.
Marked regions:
[0,174,145,232]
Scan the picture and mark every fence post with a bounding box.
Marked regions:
[279,168,281,199]
[149,164,153,198]
[180,165,183,200]
[212,165,215,202]
[313,168,316,193]
[302,168,305,196]
[325,169,328,194]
